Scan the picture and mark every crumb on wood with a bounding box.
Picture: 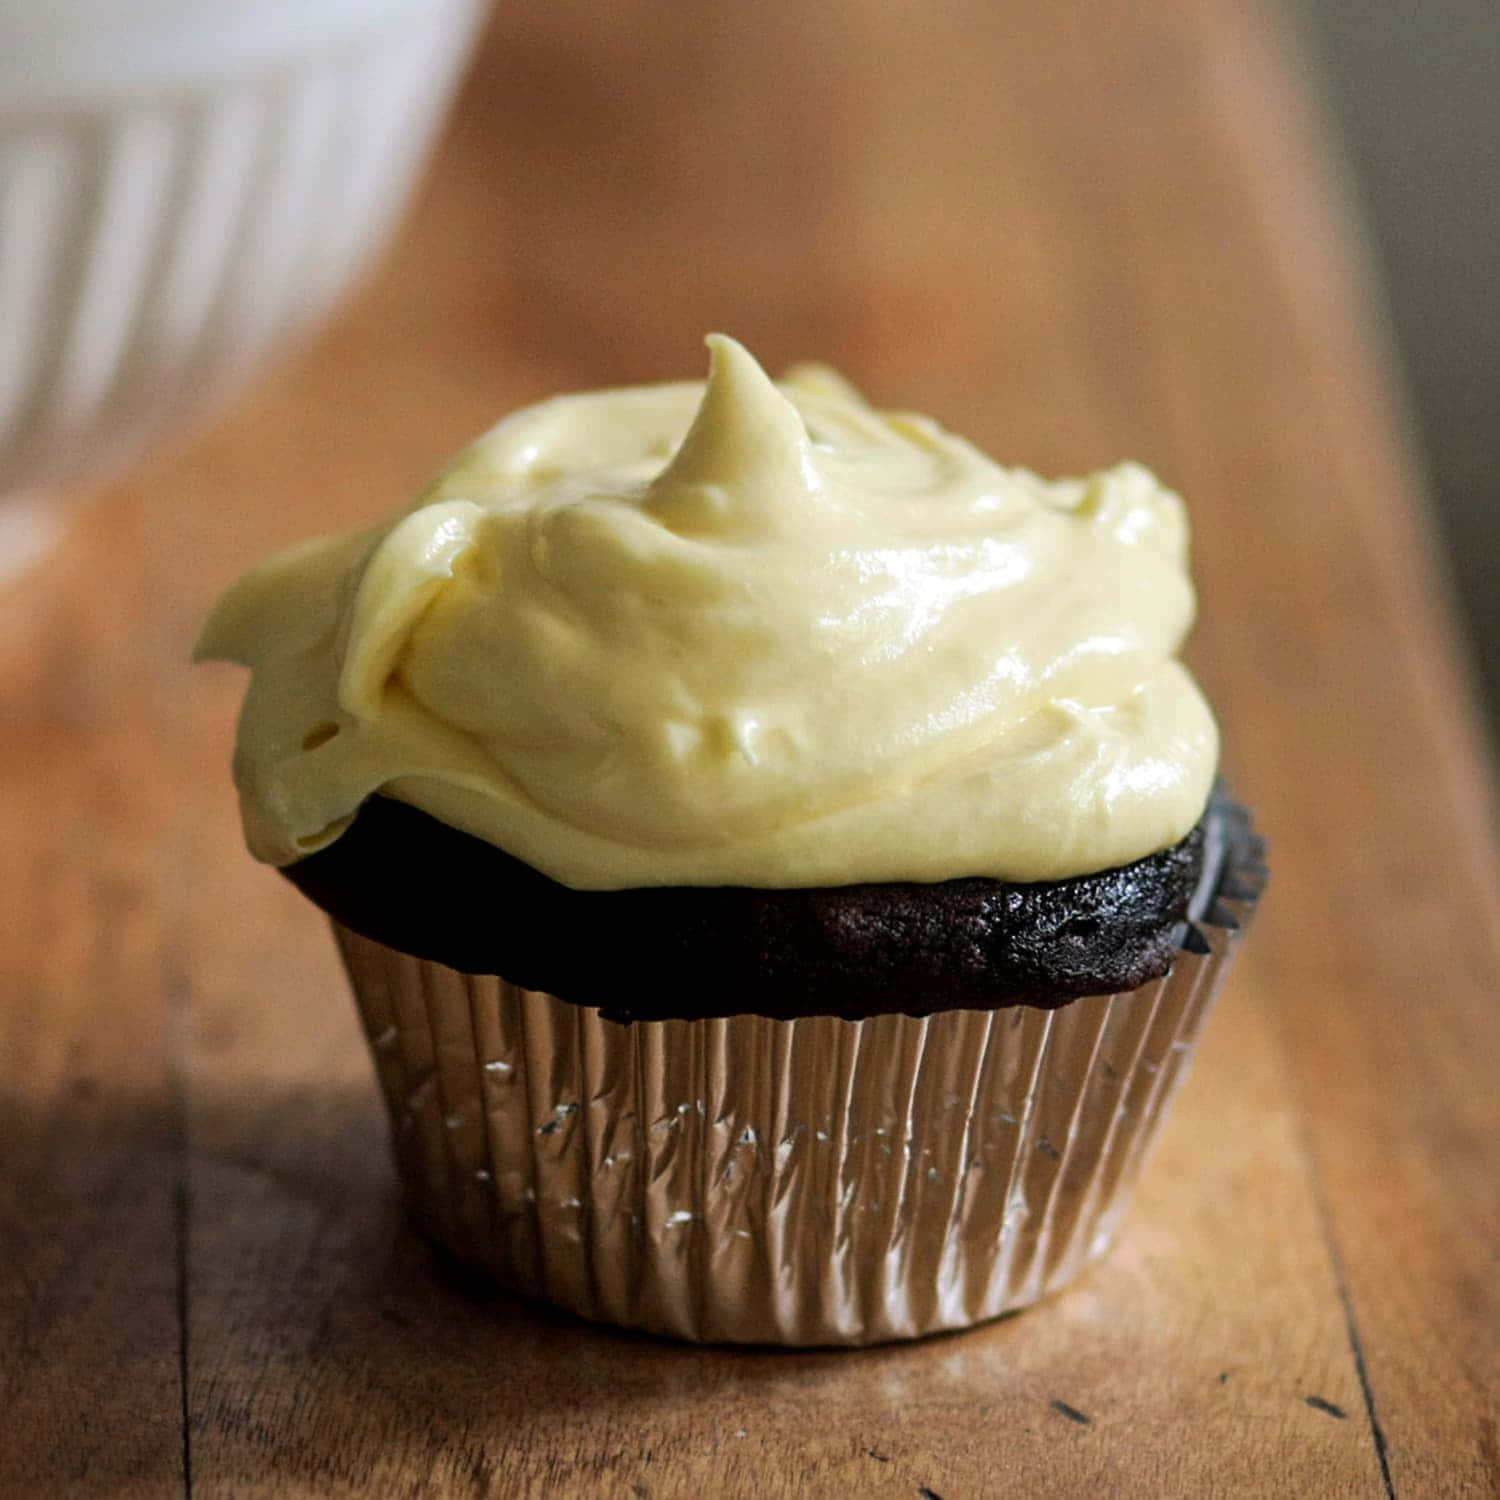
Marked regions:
[1304,1395,1347,1419]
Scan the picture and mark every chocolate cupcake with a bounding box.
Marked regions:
[198,336,1264,1344]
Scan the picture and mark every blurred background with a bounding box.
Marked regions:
[1301,0,1500,753]
[1,0,1495,760]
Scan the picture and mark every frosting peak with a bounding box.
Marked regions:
[198,336,1218,889]
[643,334,828,538]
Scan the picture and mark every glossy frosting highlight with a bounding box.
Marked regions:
[197,335,1218,889]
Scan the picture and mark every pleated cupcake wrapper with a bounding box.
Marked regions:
[333,805,1264,1345]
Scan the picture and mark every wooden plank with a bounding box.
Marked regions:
[0,500,185,1496]
[1126,6,1500,1494]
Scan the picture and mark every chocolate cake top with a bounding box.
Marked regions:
[283,793,1231,1023]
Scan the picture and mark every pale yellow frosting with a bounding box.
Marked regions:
[197,335,1218,889]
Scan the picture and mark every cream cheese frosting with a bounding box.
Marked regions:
[197,335,1218,890]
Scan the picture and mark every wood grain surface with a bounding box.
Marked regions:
[3,2,1497,1496]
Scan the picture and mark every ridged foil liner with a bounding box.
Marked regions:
[332,802,1264,1345]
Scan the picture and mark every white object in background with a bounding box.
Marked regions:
[0,0,487,579]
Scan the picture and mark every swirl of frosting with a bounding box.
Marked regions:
[197,335,1218,889]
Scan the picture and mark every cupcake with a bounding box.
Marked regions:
[197,335,1264,1345]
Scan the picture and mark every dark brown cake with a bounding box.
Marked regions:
[281,792,1244,1023]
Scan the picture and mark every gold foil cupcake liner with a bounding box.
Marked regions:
[333,804,1264,1345]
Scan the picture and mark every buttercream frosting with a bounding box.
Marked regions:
[197,335,1218,889]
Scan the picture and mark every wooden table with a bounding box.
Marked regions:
[4,3,1497,1495]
